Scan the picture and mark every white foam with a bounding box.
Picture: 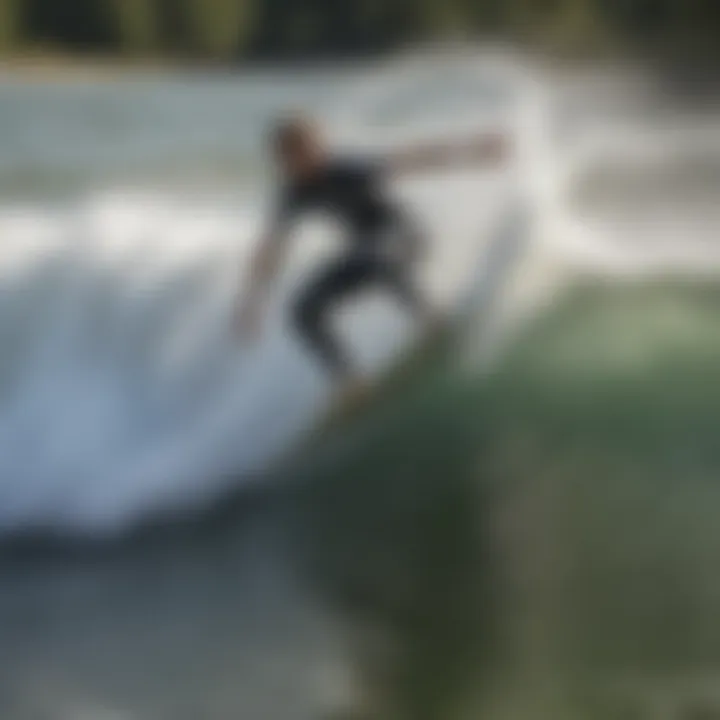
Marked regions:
[0,55,522,535]
[0,53,717,536]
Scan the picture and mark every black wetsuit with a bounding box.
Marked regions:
[274,156,425,377]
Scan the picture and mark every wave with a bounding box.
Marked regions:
[0,52,718,539]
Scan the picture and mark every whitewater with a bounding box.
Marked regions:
[0,51,718,537]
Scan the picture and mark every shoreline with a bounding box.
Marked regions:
[0,48,716,100]
[0,53,187,81]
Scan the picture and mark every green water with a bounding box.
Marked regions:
[289,277,720,718]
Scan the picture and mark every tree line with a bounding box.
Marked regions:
[0,0,716,62]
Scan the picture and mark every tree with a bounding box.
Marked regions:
[184,0,255,60]
[113,0,160,55]
[541,0,610,53]
[500,0,609,52]
[0,0,18,53]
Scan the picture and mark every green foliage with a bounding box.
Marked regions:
[184,0,255,59]
[0,0,716,60]
[113,0,159,55]
[0,0,18,51]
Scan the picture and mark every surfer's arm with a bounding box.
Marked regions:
[236,226,290,339]
[247,229,287,301]
[387,130,509,176]
[237,184,302,338]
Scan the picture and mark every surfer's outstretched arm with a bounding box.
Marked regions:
[236,229,288,340]
[388,130,509,176]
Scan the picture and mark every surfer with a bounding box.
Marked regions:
[237,114,508,403]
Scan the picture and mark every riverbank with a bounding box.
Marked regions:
[0,51,189,81]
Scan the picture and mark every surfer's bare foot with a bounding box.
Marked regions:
[421,306,445,340]
[333,377,371,415]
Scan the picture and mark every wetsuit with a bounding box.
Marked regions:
[273,156,425,377]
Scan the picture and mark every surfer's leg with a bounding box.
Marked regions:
[291,255,379,381]
[373,219,438,327]
[379,257,440,330]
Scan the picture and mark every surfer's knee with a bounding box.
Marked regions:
[291,291,353,378]
[292,292,325,341]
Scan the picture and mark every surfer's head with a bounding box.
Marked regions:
[270,114,325,180]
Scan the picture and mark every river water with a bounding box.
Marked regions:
[0,51,719,719]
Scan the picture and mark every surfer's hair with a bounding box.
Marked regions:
[269,113,317,157]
